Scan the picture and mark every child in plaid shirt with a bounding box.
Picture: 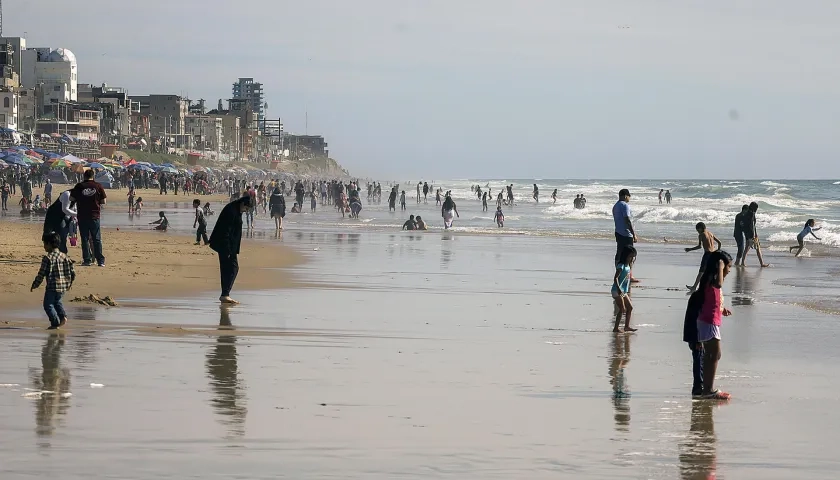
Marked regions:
[31,232,76,330]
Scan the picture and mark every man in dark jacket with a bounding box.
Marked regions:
[209,196,252,304]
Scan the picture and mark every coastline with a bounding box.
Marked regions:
[0,220,303,311]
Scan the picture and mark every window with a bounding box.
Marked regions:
[54,86,61,92]
[0,114,5,122]
[2,97,7,108]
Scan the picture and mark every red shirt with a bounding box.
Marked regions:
[71,180,107,221]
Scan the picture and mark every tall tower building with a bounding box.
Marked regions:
[231,77,264,126]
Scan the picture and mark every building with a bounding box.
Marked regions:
[0,88,19,131]
[0,41,20,88]
[0,36,26,83]
[206,111,241,160]
[20,47,78,104]
[283,134,328,159]
[129,94,189,148]
[185,114,222,152]
[78,83,135,144]
[231,77,264,126]
[35,103,100,141]
[17,88,36,132]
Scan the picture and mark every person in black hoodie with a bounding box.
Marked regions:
[209,196,252,304]
[268,187,286,230]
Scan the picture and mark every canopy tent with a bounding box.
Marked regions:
[62,154,84,164]
[122,158,138,166]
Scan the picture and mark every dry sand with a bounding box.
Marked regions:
[0,221,302,309]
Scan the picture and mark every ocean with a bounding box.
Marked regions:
[294,179,840,253]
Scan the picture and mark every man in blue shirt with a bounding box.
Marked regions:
[612,189,637,265]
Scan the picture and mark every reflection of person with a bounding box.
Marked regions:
[30,334,71,440]
[209,196,251,305]
[206,306,247,437]
[679,401,724,480]
[608,333,632,432]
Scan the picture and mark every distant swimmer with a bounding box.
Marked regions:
[402,214,417,230]
[612,246,637,333]
[416,181,421,204]
[415,215,427,230]
[580,194,586,208]
[497,191,504,208]
[441,195,459,229]
[685,222,722,292]
[507,184,514,207]
[574,195,581,209]
[400,190,407,211]
[482,191,488,212]
[551,189,558,204]
[533,184,539,203]
[659,189,664,204]
[790,219,821,257]
[423,182,429,204]
[494,206,505,227]
[665,190,672,204]
[435,188,442,206]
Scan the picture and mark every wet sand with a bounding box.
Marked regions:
[2,221,840,478]
[0,221,302,310]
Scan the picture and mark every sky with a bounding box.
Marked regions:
[7,0,840,179]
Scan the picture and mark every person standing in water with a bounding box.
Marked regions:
[416,182,421,204]
[269,187,286,230]
[659,189,664,205]
[482,191,488,212]
[733,205,748,265]
[612,189,637,266]
[388,188,397,212]
[790,219,821,257]
[739,202,769,267]
[551,189,558,204]
[441,194,459,229]
[400,190,407,211]
[533,184,539,203]
[423,182,429,204]
[685,222,722,292]
[209,196,251,305]
[507,184,514,207]
[612,246,637,333]
[694,251,733,400]
[665,190,672,204]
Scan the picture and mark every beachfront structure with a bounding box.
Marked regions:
[20,47,78,104]
[36,103,100,142]
[231,77,264,128]
[0,87,18,131]
[185,114,223,153]
[0,36,25,83]
[79,83,135,144]
[282,134,328,160]
[206,111,241,161]
[130,94,189,148]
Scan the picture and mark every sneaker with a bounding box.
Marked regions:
[701,390,731,400]
[194,242,201,245]
[98,262,105,267]
[81,261,93,267]
[47,325,59,330]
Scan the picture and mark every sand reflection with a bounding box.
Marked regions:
[205,306,247,437]
[679,401,726,479]
[732,267,755,306]
[29,333,72,445]
[608,333,632,432]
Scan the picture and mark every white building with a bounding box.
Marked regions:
[0,89,19,131]
[21,47,78,104]
[185,114,223,152]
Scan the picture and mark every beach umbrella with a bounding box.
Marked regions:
[88,162,106,169]
[4,156,28,167]
[50,159,71,169]
[62,154,83,164]
[136,161,152,166]
[158,166,178,174]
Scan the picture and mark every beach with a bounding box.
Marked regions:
[2,187,840,479]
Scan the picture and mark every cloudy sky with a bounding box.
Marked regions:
[8,1,840,179]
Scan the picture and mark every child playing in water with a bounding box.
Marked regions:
[494,206,505,227]
[790,219,821,257]
[310,193,317,212]
[127,186,135,213]
[685,222,722,292]
[611,246,637,333]
[400,190,407,211]
[149,211,169,231]
[134,197,144,213]
[203,202,214,216]
[684,251,733,400]
[415,215,427,230]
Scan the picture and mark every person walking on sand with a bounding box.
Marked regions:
[612,246,637,333]
[442,194,459,229]
[612,189,637,266]
[790,219,821,257]
[70,169,107,267]
[209,196,252,305]
[31,231,75,330]
[733,205,748,266]
[685,222,722,292]
[739,202,769,267]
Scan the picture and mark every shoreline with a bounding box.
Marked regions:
[0,221,303,312]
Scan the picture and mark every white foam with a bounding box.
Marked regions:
[90,383,105,388]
